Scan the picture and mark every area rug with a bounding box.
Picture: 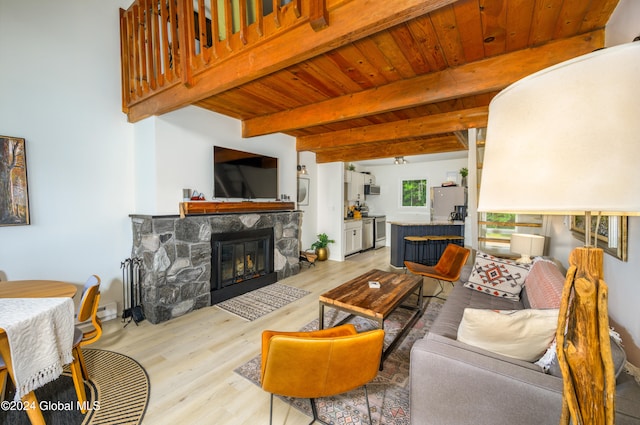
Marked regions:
[235,297,444,425]
[0,349,149,425]
[216,283,311,321]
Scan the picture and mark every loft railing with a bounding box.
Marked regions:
[120,0,327,113]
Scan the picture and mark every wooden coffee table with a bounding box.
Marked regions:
[319,269,423,366]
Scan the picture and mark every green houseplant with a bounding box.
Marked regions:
[311,233,335,261]
[459,167,469,187]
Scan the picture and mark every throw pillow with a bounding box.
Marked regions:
[458,308,559,362]
[525,259,565,309]
[464,251,531,300]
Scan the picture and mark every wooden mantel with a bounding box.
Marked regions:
[179,201,296,218]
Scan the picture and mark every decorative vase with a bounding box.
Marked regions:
[316,247,328,261]
[461,176,468,187]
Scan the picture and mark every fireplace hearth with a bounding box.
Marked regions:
[210,227,277,303]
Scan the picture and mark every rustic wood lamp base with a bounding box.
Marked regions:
[557,247,615,425]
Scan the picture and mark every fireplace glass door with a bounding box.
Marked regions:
[210,227,276,303]
[220,240,267,286]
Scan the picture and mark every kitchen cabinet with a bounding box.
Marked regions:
[344,220,363,256]
[345,171,366,201]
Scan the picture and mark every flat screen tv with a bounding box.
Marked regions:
[213,146,278,199]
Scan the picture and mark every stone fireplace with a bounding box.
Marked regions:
[130,210,302,324]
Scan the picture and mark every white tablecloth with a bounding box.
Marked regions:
[0,297,74,400]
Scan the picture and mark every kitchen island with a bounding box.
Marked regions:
[389,221,464,267]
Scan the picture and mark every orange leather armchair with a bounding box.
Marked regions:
[404,243,470,299]
[261,324,385,425]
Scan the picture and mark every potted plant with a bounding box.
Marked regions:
[459,167,468,187]
[311,233,335,261]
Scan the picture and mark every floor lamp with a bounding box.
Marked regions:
[478,41,640,425]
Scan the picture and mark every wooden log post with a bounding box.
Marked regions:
[556,247,615,425]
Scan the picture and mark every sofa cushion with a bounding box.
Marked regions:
[525,259,565,309]
[430,283,524,340]
[459,263,473,283]
[457,308,559,362]
[465,251,531,301]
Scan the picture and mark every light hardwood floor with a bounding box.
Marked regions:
[93,248,442,424]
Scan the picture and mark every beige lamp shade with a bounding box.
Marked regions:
[510,233,545,263]
[478,42,640,216]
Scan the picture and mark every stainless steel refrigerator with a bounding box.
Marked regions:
[430,186,466,221]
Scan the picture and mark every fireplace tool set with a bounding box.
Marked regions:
[121,257,144,326]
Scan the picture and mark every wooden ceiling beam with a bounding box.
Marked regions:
[314,135,464,163]
[296,106,487,151]
[453,131,469,149]
[125,0,458,123]
[243,30,604,137]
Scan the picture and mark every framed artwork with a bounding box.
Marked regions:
[570,215,627,261]
[1,136,30,226]
[297,177,309,206]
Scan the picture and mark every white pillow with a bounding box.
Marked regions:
[458,308,559,362]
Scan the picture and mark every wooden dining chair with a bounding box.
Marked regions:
[404,243,471,300]
[0,356,6,401]
[0,276,4,400]
[0,331,46,424]
[69,275,102,412]
[261,324,385,425]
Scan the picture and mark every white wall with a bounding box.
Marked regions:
[316,162,345,260]
[297,151,318,251]
[605,0,640,46]
[134,106,296,215]
[0,0,134,306]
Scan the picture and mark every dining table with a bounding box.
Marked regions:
[0,280,78,425]
[0,280,78,299]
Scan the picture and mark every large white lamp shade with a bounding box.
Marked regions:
[478,42,640,216]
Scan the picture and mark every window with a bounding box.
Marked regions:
[478,212,544,253]
[481,213,515,247]
[401,179,427,207]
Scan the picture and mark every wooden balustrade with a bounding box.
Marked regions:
[120,0,327,114]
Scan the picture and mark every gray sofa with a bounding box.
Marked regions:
[410,264,640,425]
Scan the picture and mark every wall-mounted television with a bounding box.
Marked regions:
[213,146,278,199]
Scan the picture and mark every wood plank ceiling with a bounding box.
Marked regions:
[191,0,617,163]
